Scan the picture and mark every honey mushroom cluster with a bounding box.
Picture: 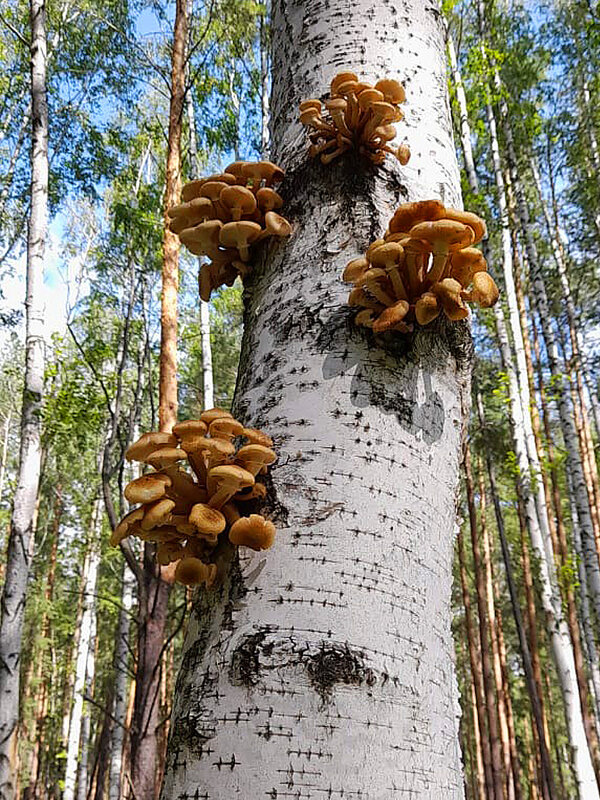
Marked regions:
[110,408,277,587]
[168,160,292,302]
[344,200,500,333]
[299,71,411,166]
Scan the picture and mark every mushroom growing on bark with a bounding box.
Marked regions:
[169,160,292,300]
[344,200,499,332]
[111,412,277,585]
[299,72,410,166]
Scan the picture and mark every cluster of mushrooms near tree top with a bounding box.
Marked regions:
[168,160,292,301]
[345,200,499,333]
[299,71,411,166]
[110,409,276,587]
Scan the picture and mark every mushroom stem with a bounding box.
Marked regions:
[386,266,409,301]
[426,250,449,286]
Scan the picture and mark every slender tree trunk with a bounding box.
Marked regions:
[464,448,504,800]
[130,5,189,798]
[458,525,495,798]
[0,411,11,510]
[0,0,48,793]
[76,616,97,800]
[470,680,486,800]
[259,2,270,159]
[108,565,135,800]
[476,394,557,800]
[63,500,102,800]
[185,85,214,410]
[162,2,470,796]
[478,463,518,799]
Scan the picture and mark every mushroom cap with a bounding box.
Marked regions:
[229,514,276,551]
[397,143,411,166]
[388,200,446,234]
[432,278,470,321]
[124,473,172,505]
[189,503,227,537]
[369,242,403,269]
[141,497,176,531]
[125,432,177,462]
[220,185,257,217]
[145,447,187,469]
[208,464,255,493]
[415,292,441,325]
[174,557,217,587]
[173,419,208,439]
[179,219,223,257]
[449,247,487,286]
[299,99,322,112]
[256,187,283,212]
[264,211,292,237]
[325,97,348,114]
[367,101,397,124]
[200,407,234,424]
[331,71,359,94]
[342,257,369,284]
[241,161,284,186]
[468,271,499,308]
[299,107,323,126]
[219,220,262,250]
[347,286,384,311]
[358,88,385,109]
[209,417,245,440]
[374,78,406,105]
[372,300,410,333]
[182,174,237,201]
[110,507,144,546]
[409,219,474,252]
[444,208,487,244]
[365,238,386,261]
[200,180,230,201]
[235,444,277,472]
[242,427,273,447]
[156,540,186,566]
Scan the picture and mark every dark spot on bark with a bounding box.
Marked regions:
[305,641,376,704]
[229,630,268,687]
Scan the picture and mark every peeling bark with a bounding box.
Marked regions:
[162,2,470,797]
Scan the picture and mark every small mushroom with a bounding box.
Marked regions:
[124,473,172,505]
[432,278,469,321]
[463,271,499,308]
[235,444,277,477]
[220,185,257,221]
[229,514,276,551]
[174,557,217,587]
[207,464,255,509]
[209,417,245,441]
[125,432,177,462]
[409,220,474,286]
[414,292,440,325]
[372,300,410,333]
[189,503,227,544]
[141,497,176,531]
[110,507,144,546]
[219,221,262,261]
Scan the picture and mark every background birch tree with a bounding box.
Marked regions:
[161,1,472,796]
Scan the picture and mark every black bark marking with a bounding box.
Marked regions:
[305,641,376,704]
[229,630,271,687]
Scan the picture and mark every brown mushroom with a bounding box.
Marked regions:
[432,278,469,321]
[173,419,208,439]
[235,444,277,477]
[209,417,245,441]
[110,507,144,546]
[124,473,172,505]
[414,292,441,326]
[372,300,410,333]
[409,220,475,286]
[207,464,255,509]
[368,242,408,301]
[189,503,227,544]
[141,497,176,531]
[219,220,262,261]
[174,557,217,587]
[342,257,370,284]
[220,185,257,221]
[242,427,273,447]
[229,514,276,551]
[463,271,499,308]
[125,432,177,462]
[388,200,446,235]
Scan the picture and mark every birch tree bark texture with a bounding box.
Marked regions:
[161,1,471,797]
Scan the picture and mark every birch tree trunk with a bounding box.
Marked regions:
[63,500,102,800]
[0,0,48,794]
[108,565,136,800]
[185,86,214,410]
[162,3,470,797]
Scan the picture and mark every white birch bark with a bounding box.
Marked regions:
[108,563,136,800]
[259,1,270,159]
[0,1,48,795]
[76,610,97,800]
[63,499,102,800]
[162,3,469,798]
[0,412,11,509]
[185,86,214,409]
